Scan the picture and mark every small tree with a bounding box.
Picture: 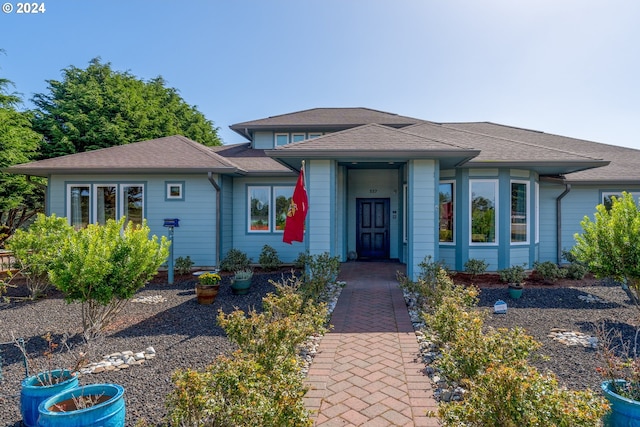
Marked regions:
[49,218,169,340]
[7,214,73,299]
[572,192,640,307]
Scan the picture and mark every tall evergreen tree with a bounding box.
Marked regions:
[0,54,45,245]
[32,58,221,158]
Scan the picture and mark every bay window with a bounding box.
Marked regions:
[439,181,454,243]
[470,180,497,243]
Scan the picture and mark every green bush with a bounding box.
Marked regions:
[572,192,640,306]
[7,213,73,299]
[48,218,169,340]
[498,264,528,285]
[167,274,327,427]
[464,258,488,277]
[174,256,194,275]
[220,248,251,272]
[299,252,340,303]
[438,361,608,427]
[565,262,588,280]
[293,251,310,269]
[259,244,281,271]
[533,261,567,281]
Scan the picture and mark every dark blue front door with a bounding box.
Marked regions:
[356,198,390,259]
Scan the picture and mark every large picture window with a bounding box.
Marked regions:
[439,181,454,243]
[602,192,640,210]
[248,185,294,232]
[511,181,528,243]
[67,183,144,228]
[470,180,497,244]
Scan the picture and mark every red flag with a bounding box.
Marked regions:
[283,165,308,244]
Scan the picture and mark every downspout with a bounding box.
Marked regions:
[556,183,571,264]
[208,172,221,268]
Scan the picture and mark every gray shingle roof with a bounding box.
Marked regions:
[230,107,423,139]
[443,122,637,182]
[209,143,294,175]
[4,135,241,176]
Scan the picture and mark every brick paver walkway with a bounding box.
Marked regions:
[304,262,439,426]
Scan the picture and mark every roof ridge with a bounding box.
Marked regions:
[172,135,243,169]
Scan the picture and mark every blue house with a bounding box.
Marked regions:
[7,108,640,279]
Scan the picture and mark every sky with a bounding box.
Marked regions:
[1,0,639,149]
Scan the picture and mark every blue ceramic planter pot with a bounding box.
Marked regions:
[37,383,125,427]
[231,278,252,295]
[602,380,640,426]
[20,369,79,427]
[508,285,523,299]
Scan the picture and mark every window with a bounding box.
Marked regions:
[439,181,454,243]
[95,184,116,225]
[292,133,306,143]
[602,192,640,210]
[122,185,144,225]
[67,183,145,227]
[275,133,289,146]
[511,181,528,243]
[248,185,294,232]
[403,184,407,243]
[166,182,184,201]
[69,185,90,229]
[309,132,323,139]
[470,180,497,243]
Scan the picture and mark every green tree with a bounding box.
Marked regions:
[572,192,640,308]
[0,57,45,245]
[48,218,170,340]
[32,58,221,158]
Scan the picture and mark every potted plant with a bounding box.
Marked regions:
[499,264,527,299]
[596,325,640,425]
[195,272,221,304]
[37,383,125,427]
[17,332,84,427]
[231,269,253,295]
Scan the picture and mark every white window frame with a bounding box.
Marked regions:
[601,191,640,209]
[469,179,499,245]
[93,184,117,225]
[308,132,323,139]
[291,133,306,143]
[247,186,271,233]
[273,186,294,233]
[166,182,184,201]
[439,180,455,244]
[403,184,407,243]
[275,133,289,146]
[510,180,529,244]
[66,183,145,227]
[535,182,540,244]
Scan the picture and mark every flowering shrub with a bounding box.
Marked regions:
[198,272,221,286]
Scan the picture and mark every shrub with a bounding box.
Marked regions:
[399,259,460,310]
[48,218,169,340]
[572,192,640,307]
[7,214,73,299]
[220,248,251,272]
[293,251,311,269]
[498,263,528,285]
[299,252,340,303]
[533,261,567,282]
[259,244,282,271]
[565,262,588,280]
[167,274,326,426]
[464,258,488,277]
[174,256,194,275]
[438,361,608,427]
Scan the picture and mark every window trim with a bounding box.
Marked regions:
[291,133,306,143]
[439,180,455,244]
[469,179,499,245]
[165,181,185,201]
[601,191,640,210]
[273,186,294,233]
[510,180,529,244]
[275,133,289,146]
[247,185,271,233]
[66,182,145,227]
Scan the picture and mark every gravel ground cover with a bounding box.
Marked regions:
[0,270,293,426]
[474,278,639,393]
